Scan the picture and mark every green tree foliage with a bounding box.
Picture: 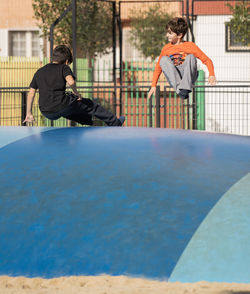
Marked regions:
[226,1,250,45]
[32,0,113,59]
[129,5,173,60]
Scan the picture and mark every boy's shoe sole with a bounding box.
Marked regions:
[179,95,189,99]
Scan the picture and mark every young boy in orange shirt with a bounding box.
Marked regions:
[148,17,216,100]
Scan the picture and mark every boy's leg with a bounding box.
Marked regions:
[160,56,182,93]
[177,54,198,93]
[63,112,93,125]
[65,98,124,126]
[42,100,93,126]
[42,112,62,120]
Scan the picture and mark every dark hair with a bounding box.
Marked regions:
[166,17,188,38]
[52,45,73,64]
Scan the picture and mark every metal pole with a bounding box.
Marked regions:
[163,86,167,128]
[149,96,153,128]
[182,101,185,129]
[155,86,161,128]
[191,0,194,42]
[112,1,117,85]
[49,28,54,62]
[49,4,72,62]
[192,88,197,130]
[72,0,77,76]
[118,2,123,116]
[21,91,26,126]
[70,0,77,127]
[186,0,195,42]
[112,1,117,115]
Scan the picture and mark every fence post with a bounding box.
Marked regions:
[72,0,77,77]
[149,97,152,128]
[21,91,27,126]
[118,2,123,116]
[195,70,205,130]
[156,86,161,128]
[192,88,197,130]
[112,1,117,116]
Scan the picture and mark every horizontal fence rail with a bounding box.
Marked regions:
[0,85,249,135]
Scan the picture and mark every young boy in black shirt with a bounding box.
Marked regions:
[23,45,125,126]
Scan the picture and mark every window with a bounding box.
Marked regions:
[31,32,40,57]
[225,24,250,52]
[9,32,26,56]
[122,28,146,61]
[9,31,41,57]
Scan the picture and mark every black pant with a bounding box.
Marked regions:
[42,94,121,126]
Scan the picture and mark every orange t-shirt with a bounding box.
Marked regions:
[152,41,215,87]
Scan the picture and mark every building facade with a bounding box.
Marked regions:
[0,0,45,59]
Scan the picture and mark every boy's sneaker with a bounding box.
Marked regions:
[118,115,125,126]
[179,89,190,99]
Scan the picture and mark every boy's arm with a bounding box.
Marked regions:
[151,60,163,88]
[148,46,168,99]
[65,75,82,99]
[147,60,162,99]
[23,88,36,123]
[151,46,169,87]
[191,43,216,85]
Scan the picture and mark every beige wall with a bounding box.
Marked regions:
[120,1,181,23]
[0,0,181,29]
[0,0,37,29]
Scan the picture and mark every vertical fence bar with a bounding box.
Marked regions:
[156,86,161,128]
[130,62,134,126]
[142,62,145,127]
[174,92,177,128]
[112,1,117,116]
[124,61,128,126]
[192,88,197,130]
[136,61,139,127]
[118,2,123,117]
[21,91,26,126]
[147,61,151,127]
[168,89,171,128]
[149,97,153,128]
[112,1,116,84]
[179,97,182,128]
[163,86,167,128]
[187,98,190,129]
[72,0,77,76]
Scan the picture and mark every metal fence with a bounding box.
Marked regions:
[195,84,250,135]
[1,85,249,135]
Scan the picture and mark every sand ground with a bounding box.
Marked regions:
[1,275,250,294]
